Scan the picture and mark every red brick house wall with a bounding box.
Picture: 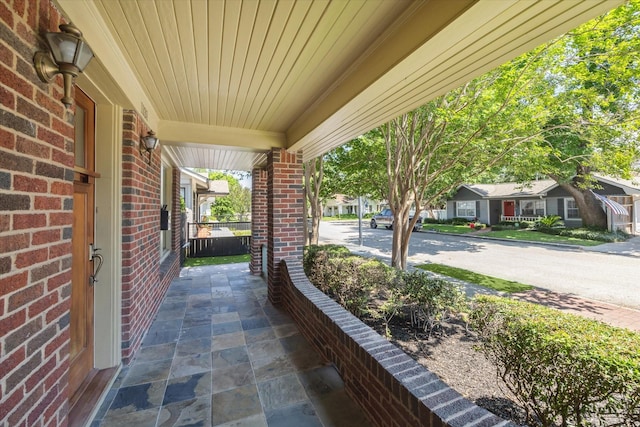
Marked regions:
[121,110,179,363]
[0,1,76,425]
[0,2,182,424]
[250,168,267,275]
[266,148,304,304]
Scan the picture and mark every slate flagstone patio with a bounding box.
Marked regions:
[92,263,371,427]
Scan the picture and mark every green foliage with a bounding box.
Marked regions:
[303,246,467,335]
[470,296,640,427]
[535,215,565,230]
[451,217,470,225]
[303,245,394,315]
[539,227,631,243]
[208,171,251,219]
[488,1,640,224]
[401,271,467,336]
[210,196,234,220]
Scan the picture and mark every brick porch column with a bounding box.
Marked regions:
[267,148,304,304]
[250,168,267,275]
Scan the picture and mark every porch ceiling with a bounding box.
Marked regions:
[59,0,622,171]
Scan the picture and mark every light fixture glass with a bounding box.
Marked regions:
[34,23,94,108]
[140,130,159,165]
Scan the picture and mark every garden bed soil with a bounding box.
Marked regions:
[362,312,529,426]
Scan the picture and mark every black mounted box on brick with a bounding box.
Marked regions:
[160,205,169,230]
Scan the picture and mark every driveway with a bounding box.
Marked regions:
[318,221,640,311]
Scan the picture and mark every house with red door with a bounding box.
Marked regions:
[447,176,640,233]
[0,0,624,426]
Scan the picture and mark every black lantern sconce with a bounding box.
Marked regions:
[140,130,159,165]
[33,23,94,108]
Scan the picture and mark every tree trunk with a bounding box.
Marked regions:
[390,204,413,269]
[304,157,324,245]
[558,183,607,229]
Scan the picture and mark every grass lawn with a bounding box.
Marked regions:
[482,229,603,246]
[416,263,534,293]
[421,223,478,234]
[183,254,250,267]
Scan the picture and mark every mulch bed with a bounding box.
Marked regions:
[361,312,530,426]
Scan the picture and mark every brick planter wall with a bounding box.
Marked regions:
[280,259,516,427]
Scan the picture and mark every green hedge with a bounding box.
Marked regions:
[470,296,640,426]
[304,244,395,315]
[303,245,466,335]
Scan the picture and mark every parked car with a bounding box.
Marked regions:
[370,208,422,231]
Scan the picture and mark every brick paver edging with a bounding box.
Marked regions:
[280,259,516,427]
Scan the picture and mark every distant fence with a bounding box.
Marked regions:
[187,236,251,257]
[187,222,251,257]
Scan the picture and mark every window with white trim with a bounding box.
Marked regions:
[520,200,545,216]
[565,198,580,219]
[456,201,476,217]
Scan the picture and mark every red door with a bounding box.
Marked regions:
[503,200,515,217]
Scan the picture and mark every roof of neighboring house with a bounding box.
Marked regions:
[595,175,640,195]
[459,174,640,199]
[460,180,557,199]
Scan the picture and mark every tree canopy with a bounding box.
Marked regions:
[208,171,251,220]
[318,0,640,267]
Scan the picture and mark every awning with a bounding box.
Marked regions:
[592,192,629,216]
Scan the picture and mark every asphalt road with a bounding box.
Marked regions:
[318,221,640,310]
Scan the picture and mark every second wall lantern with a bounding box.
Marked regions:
[34,22,94,108]
[140,130,159,165]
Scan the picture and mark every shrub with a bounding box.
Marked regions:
[401,270,467,336]
[558,228,630,243]
[422,217,441,224]
[303,245,395,315]
[470,295,640,427]
[303,244,350,275]
[451,217,470,225]
[535,215,564,230]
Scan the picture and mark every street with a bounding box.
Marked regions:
[318,221,640,310]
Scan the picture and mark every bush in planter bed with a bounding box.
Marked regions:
[470,295,640,427]
[401,270,467,336]
[303,245,396,315]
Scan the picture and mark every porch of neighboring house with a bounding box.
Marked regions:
[92,263,370,427]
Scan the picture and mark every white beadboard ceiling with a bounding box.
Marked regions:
[62,0,623,171]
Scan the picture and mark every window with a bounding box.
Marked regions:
[456,201,476,217]
[566,198,580,219]
[520,200,545,217]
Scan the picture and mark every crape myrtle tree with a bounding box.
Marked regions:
[381,67,550,269]
[303,157,324,245]
[500,0,640,228]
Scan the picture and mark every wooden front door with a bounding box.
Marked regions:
[503,200,515,217]
[70,89,97,406]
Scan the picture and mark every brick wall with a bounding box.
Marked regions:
[250,167,267,275]
[266,148,304,304]
[121,110,179,363]
[280,259,516,427]
[0,0,75,425]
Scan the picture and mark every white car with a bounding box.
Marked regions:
[370,208,422,231]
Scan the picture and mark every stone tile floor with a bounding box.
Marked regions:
[92,263,371,427]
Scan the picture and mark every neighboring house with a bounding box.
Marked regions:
[323,195,384,217]
[447,176,640,234]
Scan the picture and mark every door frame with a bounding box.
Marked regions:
[75,80,123,370]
